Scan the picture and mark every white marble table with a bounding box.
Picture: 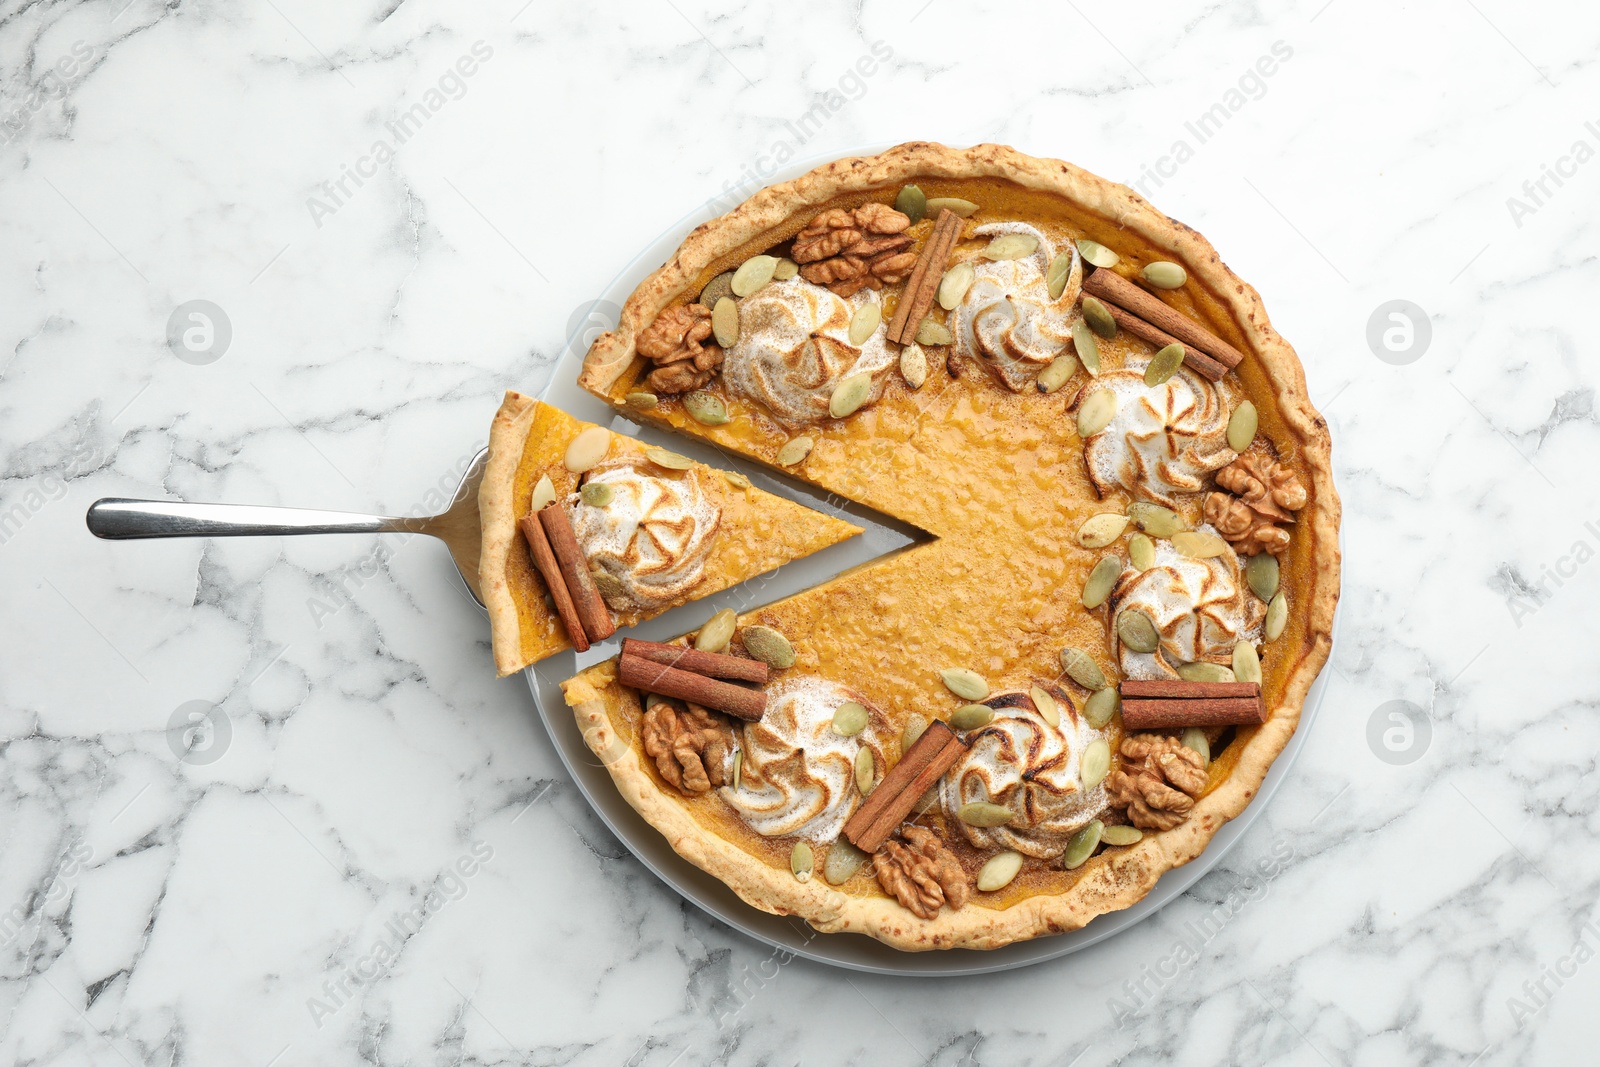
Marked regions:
[3,2,1597,1063]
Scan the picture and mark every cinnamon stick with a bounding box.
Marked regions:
[1084,268,1245,370]
[1119,680,1260,700]
[518,515,589,653]
[618,653,766,722]
[886,209,962,344]
[1103,303,1227,382]
[842,720,969,854]
[1120,697,1265,730]
[537,503,616,642]
[620,638,769,685]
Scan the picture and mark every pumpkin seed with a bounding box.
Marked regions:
[1071,319,1101,375]
[829,372,873,419]
[1228,400,1258,453]
[958,801,1014,828]
[580,482,613,507]
[1076,239,1120,269]
[913,786,940,814]
[1178,661,1236,683]
[1141,261,1187,289]
[1081,738,1111,789]
[529,474,556,511]
[1127,501,1184,537]
[643,446,694,471]
[895,184,927,224]
[564,426,611,472]
[1172,531,1229,558]
[1029,686,1061,728]
[1180,726,1210,765]
[915,317,953,346]
[1101,825,1143,847]
[624,391,658,410]
[723,470,751,490]
[1081,296,1117,339]
[1036,353,1078,394]
[1078,512,1129,548]
[772,257,799,281]
[1079,383,1118,435]
[1082,555,1122,609]
[939,667,988,701]
[951,704,994,731]
[937,262,975,309]
[1063,820,1103,869]
[740,625,794,668]
[1046,251,1074,301]
[848,301,882,345]
[899,343,929,389]
[1266,592,1288,640]
[1084,687,1120,727]
[790,841,814,882]
[1128,533,1156,571]
[1060,647,1108,691]
[983,233,1039,261]
[824,839,868,885]
[591,569,625,603]
[1246,553,1279,601]
[901,713,929,753]
[776,436,813,466]
[1117,609,1160,654]
[1232,640,1262,684]
[832,701,869,737]
[855,747,875,794]
[731,255,778,297]
[684,391,729,426]
[731,749,743,790]
[695,608,737,653]
[977,851,1024,892]
[1144,343,1185,387]
[924,196,978,218]
[712,296,739,347]
[700,272,735,308]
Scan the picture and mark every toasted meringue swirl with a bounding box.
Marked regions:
[940,687,1110,859]
[570,463,721,609]
[721,677,887,841]
[1083,363,1239,507]
[1109,533,1265,679]
[951,222,1081,391]
[722,277,895,426]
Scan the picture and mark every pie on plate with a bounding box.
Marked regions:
[492,143,1339,950]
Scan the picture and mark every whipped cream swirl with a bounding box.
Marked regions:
[1083,363,1238,507]
[720,677,887,842]
[722,277,895,426]
[951,222,1082,392]
[570,463,721,610]
[940,686,1110,859]
[1109,533,1264,680]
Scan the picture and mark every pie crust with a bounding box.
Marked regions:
[561,143,1339,950]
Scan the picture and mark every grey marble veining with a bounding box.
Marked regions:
[2,1,1598,1064]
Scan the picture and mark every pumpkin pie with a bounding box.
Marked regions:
[550,143,1338,950]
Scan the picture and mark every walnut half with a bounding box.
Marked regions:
[636,304,724,395]
[792,203,916,299]
[873,825,971,920]
[1106,734,1208,832]
[641,698,733,795]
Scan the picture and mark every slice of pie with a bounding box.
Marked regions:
[477,390,862,676]
[554,143,1339,950]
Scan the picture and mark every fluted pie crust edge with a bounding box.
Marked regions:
[570,142,1340,950]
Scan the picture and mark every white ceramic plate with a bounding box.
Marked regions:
[519,148,1337,975]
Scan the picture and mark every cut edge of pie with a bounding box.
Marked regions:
[478,389,863,676]
[566,142,1340,950]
